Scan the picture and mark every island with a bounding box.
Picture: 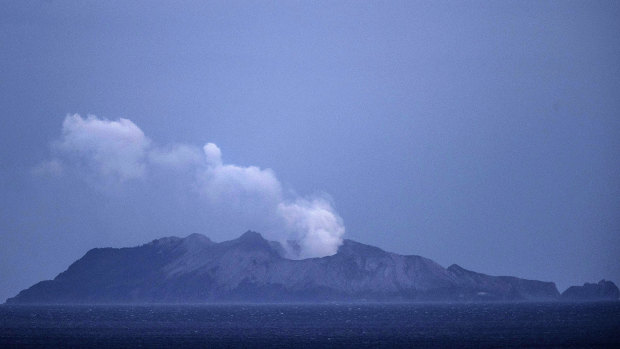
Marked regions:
[6,231,617,304]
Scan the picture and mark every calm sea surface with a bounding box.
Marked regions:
[1,303,619,348]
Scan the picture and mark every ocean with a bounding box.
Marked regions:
[1,302,619,348]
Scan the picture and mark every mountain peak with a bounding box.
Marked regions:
[183,233,213,244]
[226,231,276,254]
[447,264,467,272]
[238,230,266,241]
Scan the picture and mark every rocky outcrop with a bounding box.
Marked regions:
[561,280,620,301]
[6,231,563,304]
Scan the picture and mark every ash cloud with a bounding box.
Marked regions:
[37,114,345,258]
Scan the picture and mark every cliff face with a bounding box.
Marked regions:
[447,264,560,301]
[6,231,563,304]
[561,280,620,301]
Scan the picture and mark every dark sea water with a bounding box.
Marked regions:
[1,302,619,348]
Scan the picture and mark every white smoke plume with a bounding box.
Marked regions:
[278,198,345,259]
[55,114,150,181]
[38,114,345,258]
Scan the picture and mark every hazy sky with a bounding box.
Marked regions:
[1,0,619,302]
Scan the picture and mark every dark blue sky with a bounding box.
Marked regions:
[1,0,619,301]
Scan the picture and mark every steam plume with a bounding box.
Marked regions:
[38,114,345,258]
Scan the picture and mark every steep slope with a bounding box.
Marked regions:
[6,231,562,304]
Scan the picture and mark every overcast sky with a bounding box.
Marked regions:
[1,0,619,301]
